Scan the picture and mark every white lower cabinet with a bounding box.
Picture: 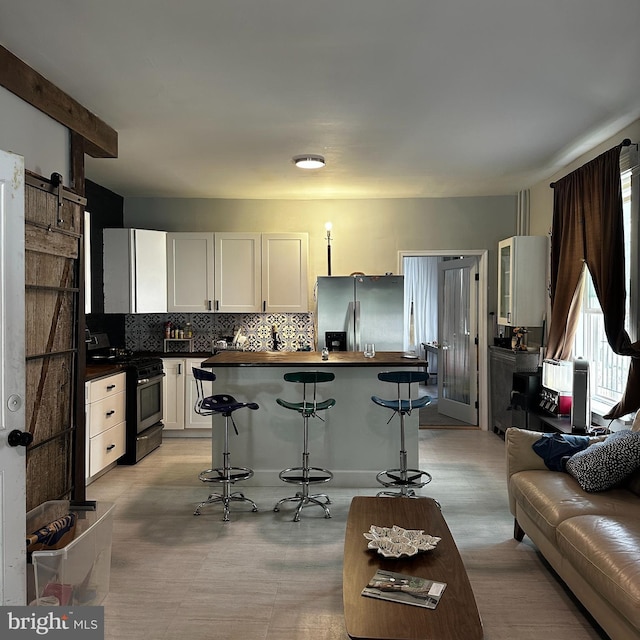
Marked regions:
[185,361,214,428]
[85,372,127,482]
[162,358,185,430]
[162,357,212,431]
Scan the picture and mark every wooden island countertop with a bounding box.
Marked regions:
[201,350,426,368]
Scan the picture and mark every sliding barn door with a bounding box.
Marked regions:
[24,172,86,511]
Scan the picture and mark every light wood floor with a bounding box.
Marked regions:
[87,429,609,640]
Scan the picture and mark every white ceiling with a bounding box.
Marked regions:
[1,0,639,200]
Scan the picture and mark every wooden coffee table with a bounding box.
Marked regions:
[343,496,483,640]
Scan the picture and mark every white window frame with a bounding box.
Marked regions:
[573,160,639,417]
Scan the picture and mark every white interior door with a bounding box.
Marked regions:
[0,149,27,604]
[437,257,478,425]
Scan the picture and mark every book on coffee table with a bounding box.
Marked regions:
[361,569,447,609]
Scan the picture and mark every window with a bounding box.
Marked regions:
[573,163,638,410]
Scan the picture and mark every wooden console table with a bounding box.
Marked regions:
[343,496,483,640]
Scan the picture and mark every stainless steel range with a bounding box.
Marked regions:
[87,332,164,464]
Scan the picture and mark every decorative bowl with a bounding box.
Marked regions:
[363,524,441,558]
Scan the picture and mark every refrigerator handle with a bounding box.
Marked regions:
[354,300,361,351]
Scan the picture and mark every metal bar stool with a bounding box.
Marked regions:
[192,368,259,522]
[372,370,432,497]
[274,371,336,521]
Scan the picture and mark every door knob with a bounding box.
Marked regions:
[7,429,33,447]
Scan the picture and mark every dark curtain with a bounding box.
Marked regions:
[546,143,640,419]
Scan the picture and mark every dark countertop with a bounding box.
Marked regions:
[85,363,128,381]
[85,351,426,379]
[85,353,210,381]
[200,351,427,368]
[116,350,211,359]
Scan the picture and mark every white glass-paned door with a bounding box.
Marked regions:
[438,257,478,425]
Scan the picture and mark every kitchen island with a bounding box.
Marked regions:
[199,351,429,487]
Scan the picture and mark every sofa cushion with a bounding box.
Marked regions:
[509,470,635,543]
[566,430,640,492]
[505,427,606,480]
[557,514,640,631]
[506,428,549,478]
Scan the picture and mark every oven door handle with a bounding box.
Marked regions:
[137,373,166,386]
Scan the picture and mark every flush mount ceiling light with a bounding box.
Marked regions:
[292,154,325,169]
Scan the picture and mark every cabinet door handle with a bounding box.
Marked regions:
[207,299,212,311]
[106,444,116,451]
[106,410,115,417]
[263,300,266,312]
[215,300,219,311]
[106,384,116,391]
[178,363,182,375]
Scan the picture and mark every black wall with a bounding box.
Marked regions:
[85,179,125,344]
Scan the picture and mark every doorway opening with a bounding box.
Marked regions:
[399,250,489,430]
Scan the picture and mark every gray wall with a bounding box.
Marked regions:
[0,86,69,184]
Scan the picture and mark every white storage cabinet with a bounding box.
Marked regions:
[167,232,215,312]
[497,235,548,327]
[215,233,262,312]
[261,233,309,312]
[162,358,185,430]
[166,232,309,313]
[162,357,212,431]
[103,228,167,313]
[85,372,126,482]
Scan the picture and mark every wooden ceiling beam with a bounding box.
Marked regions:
[0,45,118,159]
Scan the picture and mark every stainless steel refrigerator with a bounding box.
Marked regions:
[316,275,405,351]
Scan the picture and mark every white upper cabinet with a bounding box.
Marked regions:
[497,235,548,327]
[215,233,262,313]
[167,232,215,312]
[166,231,309,313]
[103,228,167,313]
[262,233,308,312]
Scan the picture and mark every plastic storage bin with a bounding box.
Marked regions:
[27,500,114,606]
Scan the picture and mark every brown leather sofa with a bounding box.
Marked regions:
[506,425,640,640]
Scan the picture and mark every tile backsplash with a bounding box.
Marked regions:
[125,312,315,353]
